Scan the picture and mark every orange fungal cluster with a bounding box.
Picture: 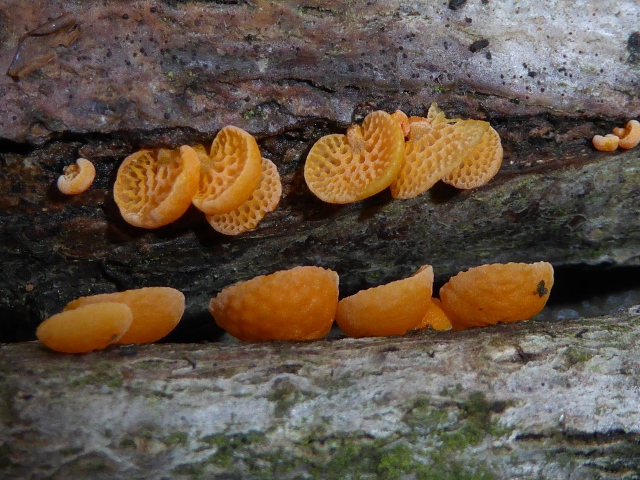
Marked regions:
[304,104,503,203]
[113,126,281,235]
[592,119,640,152]
[36,287,185,353]
[57,158,96,195]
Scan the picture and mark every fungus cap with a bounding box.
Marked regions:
[304,110,405,203]
[592,134,619,152]
[57,158,96,195]
[439,261,554,330]
[391,110,411,137]
[65,287,185,344]
[206,157,281,235]
[416,298,453,331]
[114,145,200,228]
[36,302,133,354]
[614,120,640,149]
[336,265,434,338]
[209,266,339,341]
[390,114,489,199]
[443,126,503,189]
[191,126,262,215]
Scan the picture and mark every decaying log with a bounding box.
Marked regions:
[2,309,640,479]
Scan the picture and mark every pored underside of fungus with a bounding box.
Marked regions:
[192,126,262,215]
[304,110,405,204]
[206,157,282,236]
[57,158,96,195]
[439,261,554,330]
[209,266,339,342]
[336,265,434,338]
[114,145,200,229]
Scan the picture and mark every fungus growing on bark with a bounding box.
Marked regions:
[64,287,185,344]
[613,119,640,149]
[390,106,489,199]
[439,261,554,330]
[416,297,453,331]
[206,157,281,235]
[336,265,433,338]
[592,134,620,152]
[114,146,200,228]
[304,110,405,203]
[36,302,133,354]
[57,158,96,195]
[209,266,339,341]
[191,126,262,215]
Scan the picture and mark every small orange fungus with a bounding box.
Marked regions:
[65,287,185,344]
[416,298,453,331]
[443,126,503,189]
[114,146,200,228]
[36,302,133,354]
[57,158,96,195]
[592,134,619,152]
[390,105,489,199]
[192,126,262,215]
[304,110,405,203]
[439,262,554,330]
[209,266,339,341]
[336,265,433,338]
[391,110,411,137]
[613,119,640,149]
[206,157,282,235]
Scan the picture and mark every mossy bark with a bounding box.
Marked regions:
[2,310,640,479]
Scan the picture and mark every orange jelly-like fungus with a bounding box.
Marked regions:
[592,134,619,152]
[57,158,96,195]
[36,302,133,354]
[439,262,554,330]
[336,265,434,338]
[206,157,282,235]
[304,110,405,204]
[65,287,185,344]
[191,126,262,215]
[114,146,200,228]
[390,105,489,199]
[613,119,640,149]
[443,126,503,189]
[209,266,339,341]
[416,298,453,331]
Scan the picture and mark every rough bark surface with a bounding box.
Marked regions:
[2,310,640,479]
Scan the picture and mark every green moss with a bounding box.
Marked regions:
[267,380,318,418]
[164,432,188,446]
[69,364,123,389]
[565,347,593,367]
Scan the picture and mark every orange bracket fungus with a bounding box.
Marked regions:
[592,134,620,152]
[206,157,282,235]
[304,110,405,203]
[209,266,339,341]
[114,146,200,228]
[36,302,133,354]
[336,265,434,338]
[64,287,185,344]
[57,158,96,195]
[439,261,554,330]
[390,105,490,199]
[613,119,640,149]
[191,126,262,215]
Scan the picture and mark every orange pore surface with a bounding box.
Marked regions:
[65,287,185,344]
[336,265,434,338]
[114,146,200,228]
[208,266,339,341]
[439,262,554,330]
[36,302,133,354]
[415,298,453,331]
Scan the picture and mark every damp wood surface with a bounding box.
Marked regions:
[2,310,640,479]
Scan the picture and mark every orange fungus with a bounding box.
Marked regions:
[416,298,453,331]
[209,266,339,341]
[304,110,405,203]
[592,134,619,152]
[191,126,262,215]
[613,120,640,149]
[336,265,434,338]
[57,158,96,195]
[36,302,133,354]
[206,157,282,235]
[439,261,554,330]
[114,145,200,228]
[64,287,185,344]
